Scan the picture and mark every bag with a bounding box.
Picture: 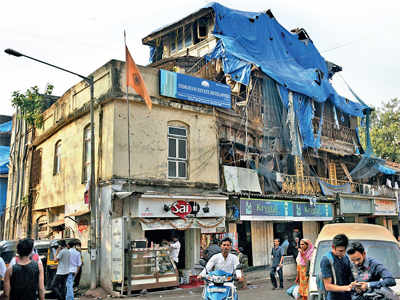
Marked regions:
[316,252,336,300]
[286,284,299,299]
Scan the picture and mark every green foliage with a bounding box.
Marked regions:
[359,98,400,162]
[11,84,54,129]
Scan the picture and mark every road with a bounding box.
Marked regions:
[67,279,294,300]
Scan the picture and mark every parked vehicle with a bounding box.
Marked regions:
[202,270,238,300]
[308,223,400,300]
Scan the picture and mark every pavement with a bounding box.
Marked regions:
[69,279,294,300]
[57,270,295,300]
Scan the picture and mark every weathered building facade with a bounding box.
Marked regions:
[142,3,399,267]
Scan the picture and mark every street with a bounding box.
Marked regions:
[64,279,294,300]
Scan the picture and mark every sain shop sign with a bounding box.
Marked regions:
[132,196,226,218]
[239,198,333,221]
[373,199,397,216]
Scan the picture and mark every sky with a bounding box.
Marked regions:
[1,0,399,116]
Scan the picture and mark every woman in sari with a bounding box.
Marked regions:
[295,239,314,300]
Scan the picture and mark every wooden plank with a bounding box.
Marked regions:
[340,163,353,183]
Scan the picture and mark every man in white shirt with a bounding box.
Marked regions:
[169,236,181,264]
[52,240,70,300]
[66,240,82,300]
[198,237,243,281]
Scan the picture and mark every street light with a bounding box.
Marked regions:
[5,48,98,289]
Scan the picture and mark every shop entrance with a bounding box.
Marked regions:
[273,222,303,257]
[236,221,253,266]
[145,229,185,269]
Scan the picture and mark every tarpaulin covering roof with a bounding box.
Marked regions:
[0,121,12,133]
[205,2,368,117]
[0,146,10,174]
[0,178,6,216]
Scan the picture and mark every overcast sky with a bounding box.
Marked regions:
[1,0,399,116]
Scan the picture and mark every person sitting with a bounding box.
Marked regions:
[347,242,395,297]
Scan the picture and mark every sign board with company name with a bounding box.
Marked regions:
[239,198,333,221]
[159,69,231,109]
[340,197,373,214]
[132,196,226,218]
[373,199,397,216]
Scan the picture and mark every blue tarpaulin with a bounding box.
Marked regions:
[205,2,368,117]
[0,178,6,216]
[0,121,11,133]
[0,146,10,174]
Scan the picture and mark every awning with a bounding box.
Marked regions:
[223,166,261,193]
[48,220,65,227]
[67,209,90,217]
[139,217,225,233]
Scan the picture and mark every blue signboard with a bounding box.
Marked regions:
[159,70,231,109]
[240,198,333,221]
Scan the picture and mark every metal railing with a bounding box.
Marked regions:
[280,174,396,197]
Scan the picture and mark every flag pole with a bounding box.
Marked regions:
[124,31,132,188]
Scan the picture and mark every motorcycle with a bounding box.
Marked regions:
[201,270,238,300]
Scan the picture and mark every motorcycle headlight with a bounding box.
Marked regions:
[212,275,225,284]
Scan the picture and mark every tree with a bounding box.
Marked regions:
[11,84,54,129]
[360,98,400,162]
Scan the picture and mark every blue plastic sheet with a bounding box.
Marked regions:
[0,146,10,174]
[205,2,368,117]
[0,178,6,216]
[0,121,11,133]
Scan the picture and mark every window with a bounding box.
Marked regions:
[82,125,91,182]
[170,31,176,53]
[168,126,187,179]
[184,24,193,47]
[177,27,183,51]
[53,141,61,175]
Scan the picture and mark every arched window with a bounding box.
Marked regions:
[53,140,62,175]
[168,125,188,179]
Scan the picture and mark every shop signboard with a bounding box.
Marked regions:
[340,198,373,214]
[239,198,333,221]
[292,202,333,220]
[134,196,226,218]
[373,199,397,216]
[159,69,231,109]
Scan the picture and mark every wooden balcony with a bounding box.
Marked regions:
[312,117,356,144]
[280,174,395,197]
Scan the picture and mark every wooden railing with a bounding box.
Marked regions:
[280,174,395,197]
[312,118,356,144]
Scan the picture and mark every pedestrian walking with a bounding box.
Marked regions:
[66,240,82,300]
[3,238,45,300]
[270,238,284,290]
[51,240,70,300]
[295,239,314,300]
[73,241,83,291]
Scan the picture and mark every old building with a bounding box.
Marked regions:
[4,2,399,292]
[142,2,399,268]
[0,116,11,239]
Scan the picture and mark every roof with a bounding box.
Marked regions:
[316,223,396,244]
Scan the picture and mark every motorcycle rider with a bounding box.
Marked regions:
[198,237,243,282]
[347,242,396,298]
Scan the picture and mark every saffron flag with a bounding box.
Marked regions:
[125,46,152,110]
